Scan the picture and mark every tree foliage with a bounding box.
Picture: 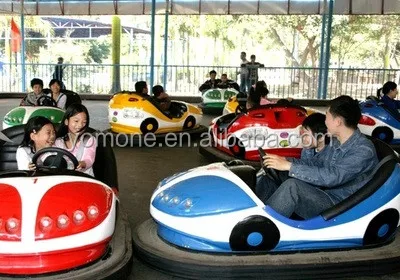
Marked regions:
[1,14,399,70]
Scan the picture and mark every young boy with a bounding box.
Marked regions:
[20,78,46,106]
[256,112,328,198]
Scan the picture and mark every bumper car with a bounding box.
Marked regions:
[223,95,318,116]
[0,125,132,279]
[200,104,307,167]
[133,139,400,279]
[200,88,239,113]
[359,97,400,151]
[3,91,82,129]
[108,92,207,145]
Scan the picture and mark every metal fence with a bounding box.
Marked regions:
[0,63,399,99]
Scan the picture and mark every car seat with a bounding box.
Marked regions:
[321,138,397,220]
[228,165,257,193]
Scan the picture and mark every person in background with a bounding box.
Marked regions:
[217,74,240,91]
[16,116,56,170]
[20,78,46,106]
[152,85,171,111]
[246,55,264,91]
[239,52,249,93]
[53,57,66,89]
[377,81,399,113]
[199,70,221,92]
[135,81,149,97]
[246,89,261,110]
[48,79,66,109]
[253,80,274,105]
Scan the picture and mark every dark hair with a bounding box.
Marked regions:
[21,116,54,150]
[250,55,256,59]
[209,70,217,75]
[221,74,227,78]
[255,81,268,97]
[58,57,64,62]
[377,81,397,98]
[247,90,261,106]
[135,81,147,93]
[30,78,43,88]
[152,85,164,98]
[328,95,360,129]
[49,79,62,87]
[241,51,246,56]
[302,113,327,138]
[57,103,90,139]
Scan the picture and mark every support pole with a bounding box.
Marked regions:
[20,0,26,91]
[150,0,156,89]
[317,0,334,99]
[163,0,169,90]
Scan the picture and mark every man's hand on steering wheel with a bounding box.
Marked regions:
[31,147,79,170]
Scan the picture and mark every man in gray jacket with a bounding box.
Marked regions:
[256,95,378,219]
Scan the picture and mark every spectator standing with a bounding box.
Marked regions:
[246,55,264,91]
[53,57,66,89]
[239,52,249,93]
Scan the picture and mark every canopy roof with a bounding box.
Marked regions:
[0,0,399,15]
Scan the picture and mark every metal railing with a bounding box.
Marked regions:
[0,63,399,99]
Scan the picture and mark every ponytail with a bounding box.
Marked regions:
[378,81,397,99]
[377,87,383,99]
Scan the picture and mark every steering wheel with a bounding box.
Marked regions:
[36,95,57,107]
[32,147,79,170]
[258,147,281,184]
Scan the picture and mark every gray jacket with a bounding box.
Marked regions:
[288,129,379,204]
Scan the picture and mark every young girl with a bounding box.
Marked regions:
[255,81,275,105]
[16,116,56,170]
[54,104,96,176]
[49,79,67,109]
[377,81,399,111]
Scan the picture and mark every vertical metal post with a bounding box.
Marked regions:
[163,0,169,90]
[150,0,156,89]
[20,0,26,91]
[317,0,334,99]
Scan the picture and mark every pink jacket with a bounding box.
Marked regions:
[54,135,96,176]
[260,97,276,105]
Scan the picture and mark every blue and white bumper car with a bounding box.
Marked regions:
[133,139,400,279]
[359,97,400,150]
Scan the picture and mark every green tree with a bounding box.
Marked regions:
[86,40,111,63]
[330,16,373,67]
